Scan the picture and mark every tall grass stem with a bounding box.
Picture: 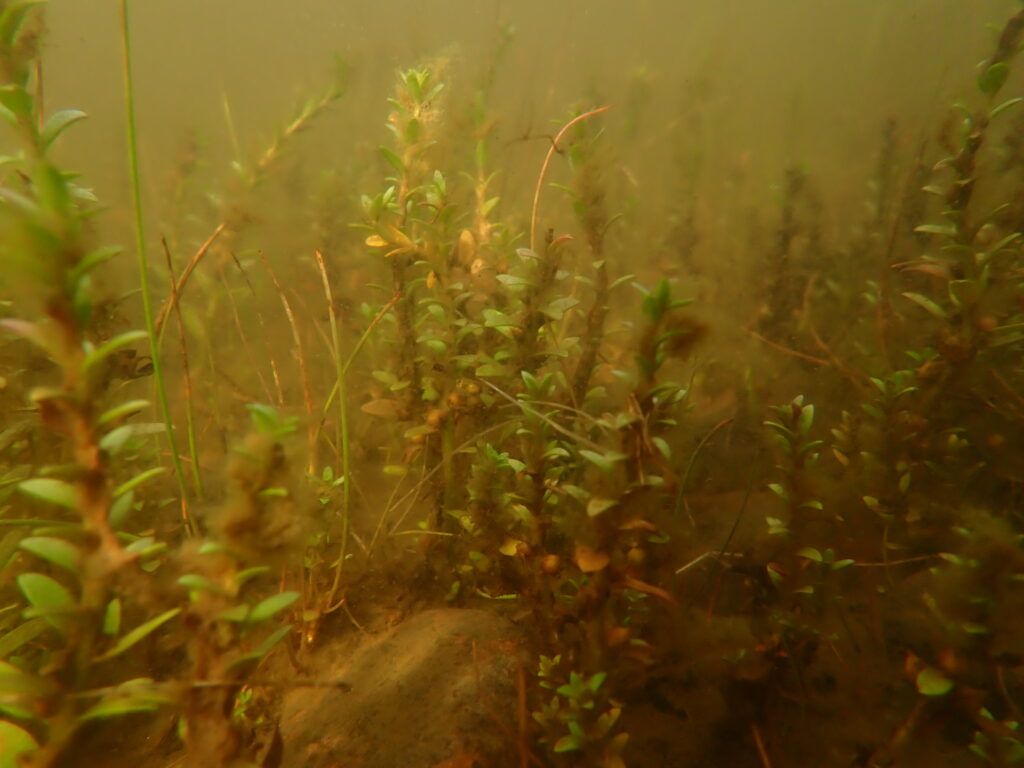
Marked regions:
[119,0,193,535]
[315,250,351,602]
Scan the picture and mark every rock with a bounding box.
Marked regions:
[280,608,527,768]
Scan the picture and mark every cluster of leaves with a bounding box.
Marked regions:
[533,654,627,768]
[0,5,311,767]
[339,64,718,766]
[722,10,1024,764]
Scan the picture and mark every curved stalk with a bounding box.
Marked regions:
[529,104,612,253]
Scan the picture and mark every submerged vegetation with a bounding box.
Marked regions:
[1,1,1024,766]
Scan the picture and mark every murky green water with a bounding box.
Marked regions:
[2,2,1023,766]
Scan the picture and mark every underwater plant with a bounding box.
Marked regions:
[1,2,1024,767]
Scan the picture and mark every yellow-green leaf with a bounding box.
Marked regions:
[113,467,166,498]
[94,608,181,663]
[16,573,73,634]
[249,591,299,624]
[81,330,148,376]
[17,477,77,509]
[916,666,953,697]
[18,536,80,575]
[0,617,48,657]
[0,719,38,768]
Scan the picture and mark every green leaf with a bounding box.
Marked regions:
[17,573,73,634]
[248,591,299,624]
[0,617,48,657]
[494,274,534,291]
[113,467,166,498]
[217,605,250,623]
[579,449,627,472]
[236,566,270,587]
[797,439,824,458]
[17,477,76,509]
[94,608,181,662]
[103,598,121,636]
[586,497,618,518]
[405,117,421,144]
[986,231,1022,255]
[991,96,1024,119]
[0,529,24,570]
[253,623,293,658]
[543,297,580,320]
[961,621,989,635]
[246,403,298,437]
[901,292,948,319]
[796,547,823,562]
[482,308,517,328]
[0,660,54,720]
[0,187,40,219]
[226,624,293,675]
[103,423,165,456]
[98,425,132,455]
[0,0,44,47]
[177,574,226,595]
[378,146,404,174]
[977,61,1009,95]
[97,399,150,426]
[651,436,671,459]
[420,337,447,355]
[41,109,87,150]
[797,402,814,436]
[0,720,38,768]
[0,85,31,124]
[553,732,584,753]
[108,491,135,529]
[610,273,637,291]
[475,362,513,378]
[763,420,794,441]
[423,81,445,105]
[33,161,70,216]
[913,223,957,238]
[0,319,61,360]
[916,666,953,696]
[79,678,174,721]
[862,496,884,514]
[18,536,80,575]
[69,245,121,286]
[81,330,148,376]
[124,538,166,562]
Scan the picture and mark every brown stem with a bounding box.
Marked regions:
[529,105,612,254]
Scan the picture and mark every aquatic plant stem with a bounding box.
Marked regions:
[673,417,734,525]
[529,104,611,253]
[315,250,350,604]
[313,291,400,449]
[119,0,194,535]
[162,237,204,499]
[154,221,226,341]
[228,251,284,404]
[259,251,317,473]
[154,77,343,340]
